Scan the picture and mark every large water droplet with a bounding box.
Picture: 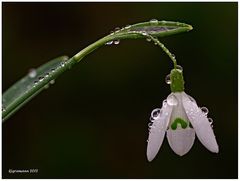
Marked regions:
[151,108,161,119]
[149,19,158,25]
[113,40,120,45]
[167,94,178,106]
[106,41,113,45]
[165,74,171,84]
[201,107,209,115]
[28,68,37,78]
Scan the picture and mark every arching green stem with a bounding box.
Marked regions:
[2,20,192,122]
[144,34,177,69]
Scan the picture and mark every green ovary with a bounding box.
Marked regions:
[171,117,188,130]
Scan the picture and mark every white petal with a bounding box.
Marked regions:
[147,104,173,161]
[167,128,195,156]
[182,92,219,153]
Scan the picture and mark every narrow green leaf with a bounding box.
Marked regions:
[2,20,193,122]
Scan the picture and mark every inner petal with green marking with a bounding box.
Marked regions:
[171,117,188,130]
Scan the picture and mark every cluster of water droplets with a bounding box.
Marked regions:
[200,106,214,127]
[106,26,133,45]
[28,67,57,89]
[148,108,161,131]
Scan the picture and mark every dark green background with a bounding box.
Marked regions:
[2,2,237,178]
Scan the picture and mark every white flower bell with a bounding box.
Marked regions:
[147,68,219,162]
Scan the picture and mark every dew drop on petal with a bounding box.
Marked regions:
[208,117,213,125]
[28,68,37,78]
[151,108,161,119]
[188,95,196,103]
[162,99,167,107]
[201,107,209,115]
[148,122,153,127]
[167,94,178,106]
[165,74,171,84]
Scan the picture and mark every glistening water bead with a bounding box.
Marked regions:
[151,108,161,119]
[149,19,158,25]
[113,40,120,45]
[38,76,44,82]
[165,74,171,84]
[28,68,37,78]
[106,41,113,45]
[176,65,183,72]
[201,107,209,115]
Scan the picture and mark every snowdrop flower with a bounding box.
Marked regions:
[147,67,219,162]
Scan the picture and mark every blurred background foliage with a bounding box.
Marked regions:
[2,2,237,178]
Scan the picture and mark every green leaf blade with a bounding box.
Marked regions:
[2,56,69,122]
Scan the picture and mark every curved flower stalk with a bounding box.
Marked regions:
[147,67,219,162]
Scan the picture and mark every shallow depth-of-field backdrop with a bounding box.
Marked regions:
[2,2,237,178]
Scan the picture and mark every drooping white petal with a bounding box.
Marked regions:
[182,92,219,153]
[147,103,173,161]
[167,127,195,156]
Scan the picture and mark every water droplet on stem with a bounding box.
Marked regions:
[149,19,158,25]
